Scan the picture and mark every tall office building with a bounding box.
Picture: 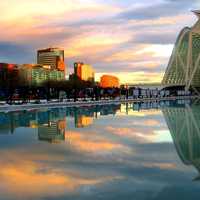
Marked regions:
[37,48,65,73]
[74,62,95,82]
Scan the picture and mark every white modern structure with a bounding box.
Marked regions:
[162,11,200,91]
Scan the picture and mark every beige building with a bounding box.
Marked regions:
[74,62,95,82]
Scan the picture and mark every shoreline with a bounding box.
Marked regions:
[0,96,198,112]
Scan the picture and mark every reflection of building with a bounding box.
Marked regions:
[37,48,65,74]
[29,120,38,129]
[38,119,66,143]
[100,75,119,88]
[162,103,200,179]
[162,11,200,90]
[0,108,67,135]
[100,104,121,116]
[0,104,121,136]
[75,115,93,128]
[74,62,95,82]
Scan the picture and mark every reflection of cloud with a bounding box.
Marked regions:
[0,105,195,199]
[132,119,160,126]
[67,131,129,154]
[106,126,156,142]
[0,151,122,199]
[0,163,118,199]
[106,126,170,144]
[143,162,177,169]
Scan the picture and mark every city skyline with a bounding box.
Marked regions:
[0,1,199,84]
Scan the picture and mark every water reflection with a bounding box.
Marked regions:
[38,118,66,143]
[162,101,200,180]
[0,104,121,142]
[1,100,200,199]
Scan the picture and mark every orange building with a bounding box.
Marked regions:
[100,75,120,88]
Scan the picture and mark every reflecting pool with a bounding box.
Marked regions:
[0,100,200,199]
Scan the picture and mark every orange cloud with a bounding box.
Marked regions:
[0,162,118,199]
[105,126,156,142]
[106,125,169,143]
[132,119,160,126]
[96,71,164,84]
[0,150,122,199]
[143,162,177,169]
[67,131,128,154]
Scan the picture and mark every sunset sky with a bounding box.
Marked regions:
[0,0,199,83]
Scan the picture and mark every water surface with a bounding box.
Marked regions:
[0,100,200,199]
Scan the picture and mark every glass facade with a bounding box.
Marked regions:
[20,64,65,86]
[162,104,200,171]
[37,48,65,73]
[162,11,200,89]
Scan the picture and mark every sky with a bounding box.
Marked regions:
[0,0,199,84]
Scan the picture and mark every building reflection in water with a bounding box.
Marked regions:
[0,101,194,136]
[162,101,200,180]
[1,100,200,178]
[38,119,66,143]
[0,104,121,142]
[75,115,93,128]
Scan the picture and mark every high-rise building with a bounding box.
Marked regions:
[37,48,65,73]
[100,75,119,88]
[74,62,95,82]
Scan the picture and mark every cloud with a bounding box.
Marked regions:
[96,71,165,84]
[117,0,198,20]
[0,0,199,83]
[0,42,34,63]
[0,151,121,199]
